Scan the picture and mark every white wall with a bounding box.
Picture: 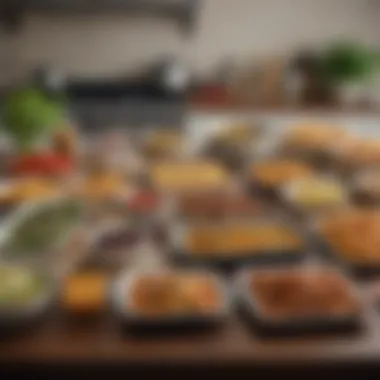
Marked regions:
[0,0,379,83]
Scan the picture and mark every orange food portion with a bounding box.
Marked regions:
[284,124,347,150]
[251,160,312,187]
[186,224,301,256]
[130,274,221,316]
[150,162,230,192]
[74,173,127,200]
[320,209,380,262]
[0,179,60,203]
[339,138,380,166]
[62,273,107,314]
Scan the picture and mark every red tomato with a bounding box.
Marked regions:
[9,153,74,176]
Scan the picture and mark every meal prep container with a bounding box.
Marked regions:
[82,225,142,272]
[111,269,231,332]
[0,264,57,336]
[169,219,306,271]
[0,197,98,278]
[311,217,380,279]
[350,171,380,206]
[247,160,314,201]
[234,267,362,337]
[281,176,348,216]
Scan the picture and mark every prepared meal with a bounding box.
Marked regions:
[248,269,358,318]
[62,272,108,314]
[177,193,262,219]
[318,209,380,264]
[150,161,231,193]
[204,124,260,171]
[352,170,380,201]
[113,271,227,324]
[184,223,302,257]
[0,265,50,310]
[74,172,129,200]
[84,226,141,270]
[130,274,221,316]
[2,199,83,259]
[250,160,313,188]
[214,123,261,144]
[142,129,184,159]
[282,124,347,152]
[86,131,145,177]
[337,138,380,168]
[283,177,346,210]
[0,178,61,204]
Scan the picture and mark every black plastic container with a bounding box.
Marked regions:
[111,270,231,333]
[235,268,362,337]
[311,219,380,280]
[169,222,306,271]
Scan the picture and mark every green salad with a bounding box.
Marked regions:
[0,265,47,307]
[5,200,83,257]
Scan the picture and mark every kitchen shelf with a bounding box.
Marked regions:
[0,0,200,35]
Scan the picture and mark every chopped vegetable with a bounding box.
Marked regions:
[9,153,74,176]
[5,200,82,257]
[0,266,47,307]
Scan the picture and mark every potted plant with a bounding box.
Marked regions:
[321,42,375,105]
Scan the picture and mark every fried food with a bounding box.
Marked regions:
[130,274,221,316]
[251,160,312,187]
[250,269,358,318]
[186,224,301,256]
[151,162,230,192]
[283,124,347,151]
[320,209,380,262]
[339,138,380,167]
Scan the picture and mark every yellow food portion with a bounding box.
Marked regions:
[150,162,230,192]
[75,173,127,200]
[251,160,312,187]
[186,224,302,256]
[290,179,345,207]
[284,124,347,150]
[217,123,259,144]
[144,130,183,156]
[62,273,107,314]
[0,179,60,203]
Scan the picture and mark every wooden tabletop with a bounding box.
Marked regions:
[1,284,380,367]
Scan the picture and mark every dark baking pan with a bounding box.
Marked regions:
[169,221,306,272]
[234,267,363,338]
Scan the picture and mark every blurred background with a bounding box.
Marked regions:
[1,1,380,378]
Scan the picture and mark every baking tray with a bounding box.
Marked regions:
[169,220,306,271]
[111,269,231,333]
[234,267,362,337]
[0,197,98,278]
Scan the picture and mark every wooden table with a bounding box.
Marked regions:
[0,284,380,375]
